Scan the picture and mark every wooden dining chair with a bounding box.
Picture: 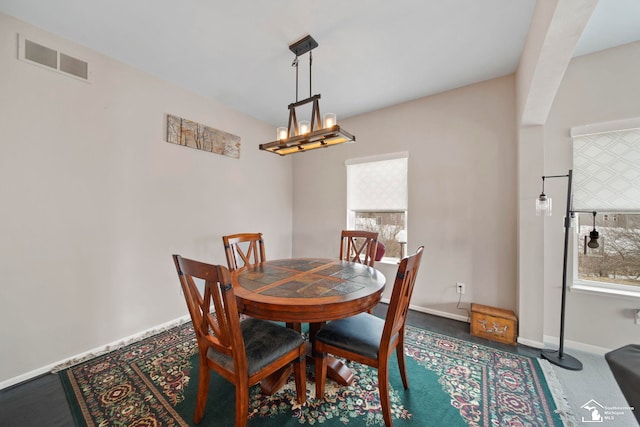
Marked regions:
[172,255,306,426]
[339,230,379,267]
[314,246,424,427]
[222,232,266,271]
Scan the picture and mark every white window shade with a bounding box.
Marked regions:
[572,128,640,211]
[347,156,407,211]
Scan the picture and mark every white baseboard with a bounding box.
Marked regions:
[380,298,470,323]
[517,337,546,349]
[542,335,613,356]
[386,300,613,355]
[0,365,56,392]
[0,315,190,391]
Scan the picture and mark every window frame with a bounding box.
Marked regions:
[569,119,640,299]
[571,212,640,299]
[346,152,408,263]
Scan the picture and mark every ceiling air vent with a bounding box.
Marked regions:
[18,34,90,82]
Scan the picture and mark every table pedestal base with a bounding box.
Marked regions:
[327,357,354,385]
[260,365,293,395]
[259,356,354,395]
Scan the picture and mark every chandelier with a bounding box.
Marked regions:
[259,35,355,156]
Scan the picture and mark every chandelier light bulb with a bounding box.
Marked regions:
[299,120,311,135]
[277,127,288,141]
[324,113,336,128]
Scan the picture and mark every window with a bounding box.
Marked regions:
[346,153,408,260]
[576,212,640,289]
[571,120,640,294]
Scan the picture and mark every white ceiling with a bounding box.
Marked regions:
[1,0,639,126]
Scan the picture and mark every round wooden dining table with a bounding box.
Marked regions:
[232,258,386,322]
[231,258,386,393]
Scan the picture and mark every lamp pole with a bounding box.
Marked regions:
[539,169,583,371]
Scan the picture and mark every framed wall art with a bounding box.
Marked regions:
[166,114,240,159]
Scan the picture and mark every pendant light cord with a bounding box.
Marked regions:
[309,51,313,98]
[291,46,314,102]
[292,56,299,102]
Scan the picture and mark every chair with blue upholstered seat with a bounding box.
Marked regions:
[172,255,306,426]
[314,246,424,427]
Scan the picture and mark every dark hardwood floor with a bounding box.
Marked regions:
[380,305,541,359]
[0,370,74,427]
[0,305,541,427]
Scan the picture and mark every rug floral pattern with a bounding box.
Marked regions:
[63,324,195,426]
[62,322,560,426]
[404,328,557,426]
[248,362,412,425]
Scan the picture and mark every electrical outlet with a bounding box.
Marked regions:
[456,282,465,294]
[635,309,640,325]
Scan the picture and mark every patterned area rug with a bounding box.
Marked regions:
[60,321,567,426]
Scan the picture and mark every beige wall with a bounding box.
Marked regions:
[541,41,640,350]
[0,14,293,385]
[516,125,546,347]
[292,75,518,320]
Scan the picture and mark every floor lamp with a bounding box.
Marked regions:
[536,169,589,371]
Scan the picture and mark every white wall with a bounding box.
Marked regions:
[541,41,640,350]
[292,76,518,320]
[0,13,292,385]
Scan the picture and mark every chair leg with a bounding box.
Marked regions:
[378,361,393,427]
[314,351,328,399]
[235,379,249,427]
[294,355,307,404]
[396,335,409,389]
[194,360,210,424]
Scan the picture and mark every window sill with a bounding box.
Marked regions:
[570,282,640,300]
[378,256,401,265]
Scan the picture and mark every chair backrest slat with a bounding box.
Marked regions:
[339,230,379,267]
[173,255,245,361]
[222,233,266,271]
[382,246,424,344]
